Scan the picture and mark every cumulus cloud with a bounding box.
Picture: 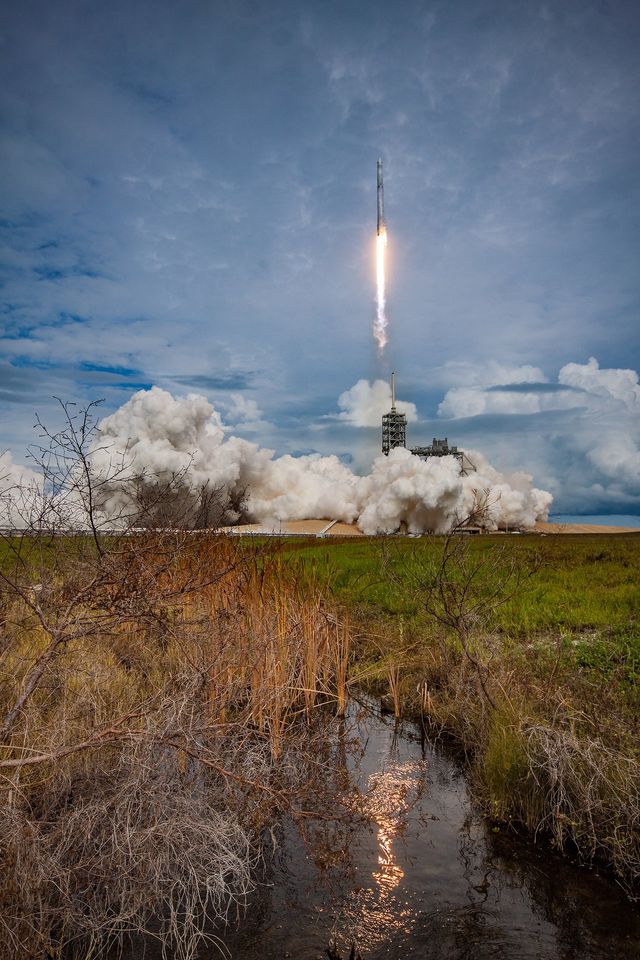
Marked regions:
[335,379,418,427]
[437,361,547,389]
[88,386,550,533]
[559,357,640,409]
[220,394,270,434]
[438,356,640,512]
[0,451,43,528]
[437,362,559,418]
[438,384,579,418]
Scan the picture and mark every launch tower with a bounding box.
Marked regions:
[381,373,475,474]
[381,372,407,455]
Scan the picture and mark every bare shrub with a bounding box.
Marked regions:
[523,722,640,887]
[0,402,354,958]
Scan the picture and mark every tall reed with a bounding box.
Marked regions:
[0,533,354,959]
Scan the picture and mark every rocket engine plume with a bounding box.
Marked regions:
[374,158,388,353]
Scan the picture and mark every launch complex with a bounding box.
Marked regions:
[382,371,475,474]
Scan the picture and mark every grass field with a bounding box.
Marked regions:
[284,532,640,634]
[283,534,640,694]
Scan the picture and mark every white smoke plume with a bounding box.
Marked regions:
[89,386,551,533]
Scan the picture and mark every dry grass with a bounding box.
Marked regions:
[0,533,354,959]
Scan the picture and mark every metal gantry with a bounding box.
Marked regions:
[381,371,407,455]
[381,374,475,474]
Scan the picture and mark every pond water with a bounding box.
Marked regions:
[223,700,640,960]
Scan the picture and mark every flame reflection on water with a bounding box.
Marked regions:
[339,757,426,949]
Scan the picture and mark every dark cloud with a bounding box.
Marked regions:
[171,373,258,391]
[486,382,579,394]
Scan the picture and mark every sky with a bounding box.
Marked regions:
[1,0,639,515]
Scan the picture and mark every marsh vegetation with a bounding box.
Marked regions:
[289,530,640,893]
[0,529,361,958]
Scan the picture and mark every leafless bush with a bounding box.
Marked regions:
[2,740,256,960]
[124,473,248,530]
[0,401,354,958]
[524,722,640,888]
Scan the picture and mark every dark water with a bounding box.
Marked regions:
[222,702,640,960]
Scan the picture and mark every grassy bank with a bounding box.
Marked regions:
[283,533,640,890]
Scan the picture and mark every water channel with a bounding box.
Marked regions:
[224,699,640,960]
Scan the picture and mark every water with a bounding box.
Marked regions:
[549,514,640,528]
[223,702,640,960]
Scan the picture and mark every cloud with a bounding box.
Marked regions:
[437,363,554,417]
[559,356,640,409]
[1,0,639,522]
[335,379,418,428]
[437,357,640,513]
[220,394,271,434]
[437,361,547,389]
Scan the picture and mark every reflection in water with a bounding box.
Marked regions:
[369,768,411,890]
[221,700,640,960]
[339,734,426,950]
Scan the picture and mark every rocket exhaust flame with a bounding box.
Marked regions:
[374,158,388,354]
[374,228,388,352]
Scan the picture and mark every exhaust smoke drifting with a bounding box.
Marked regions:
[88,387,552,534]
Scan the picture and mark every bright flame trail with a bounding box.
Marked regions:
[374,158,388,354]
[374,227,388,352]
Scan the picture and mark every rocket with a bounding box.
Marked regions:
[377,158,385,235]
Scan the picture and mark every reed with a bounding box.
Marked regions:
[0,532,354,959]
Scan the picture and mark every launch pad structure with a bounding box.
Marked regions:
[382,372,475,475]
[381,371,407,454]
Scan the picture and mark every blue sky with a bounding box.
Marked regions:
[1,0,639,513]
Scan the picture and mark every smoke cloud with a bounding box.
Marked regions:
[89,386,551,533]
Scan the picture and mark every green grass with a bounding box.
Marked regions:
[278,533,640,730]
[281,534,640,636]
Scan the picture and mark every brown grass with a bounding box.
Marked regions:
[0,533,353,959]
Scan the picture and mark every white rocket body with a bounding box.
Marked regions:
[377,158,385,234]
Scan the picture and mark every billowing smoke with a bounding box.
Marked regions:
[357,447,551,534]
[89,387,551,533]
